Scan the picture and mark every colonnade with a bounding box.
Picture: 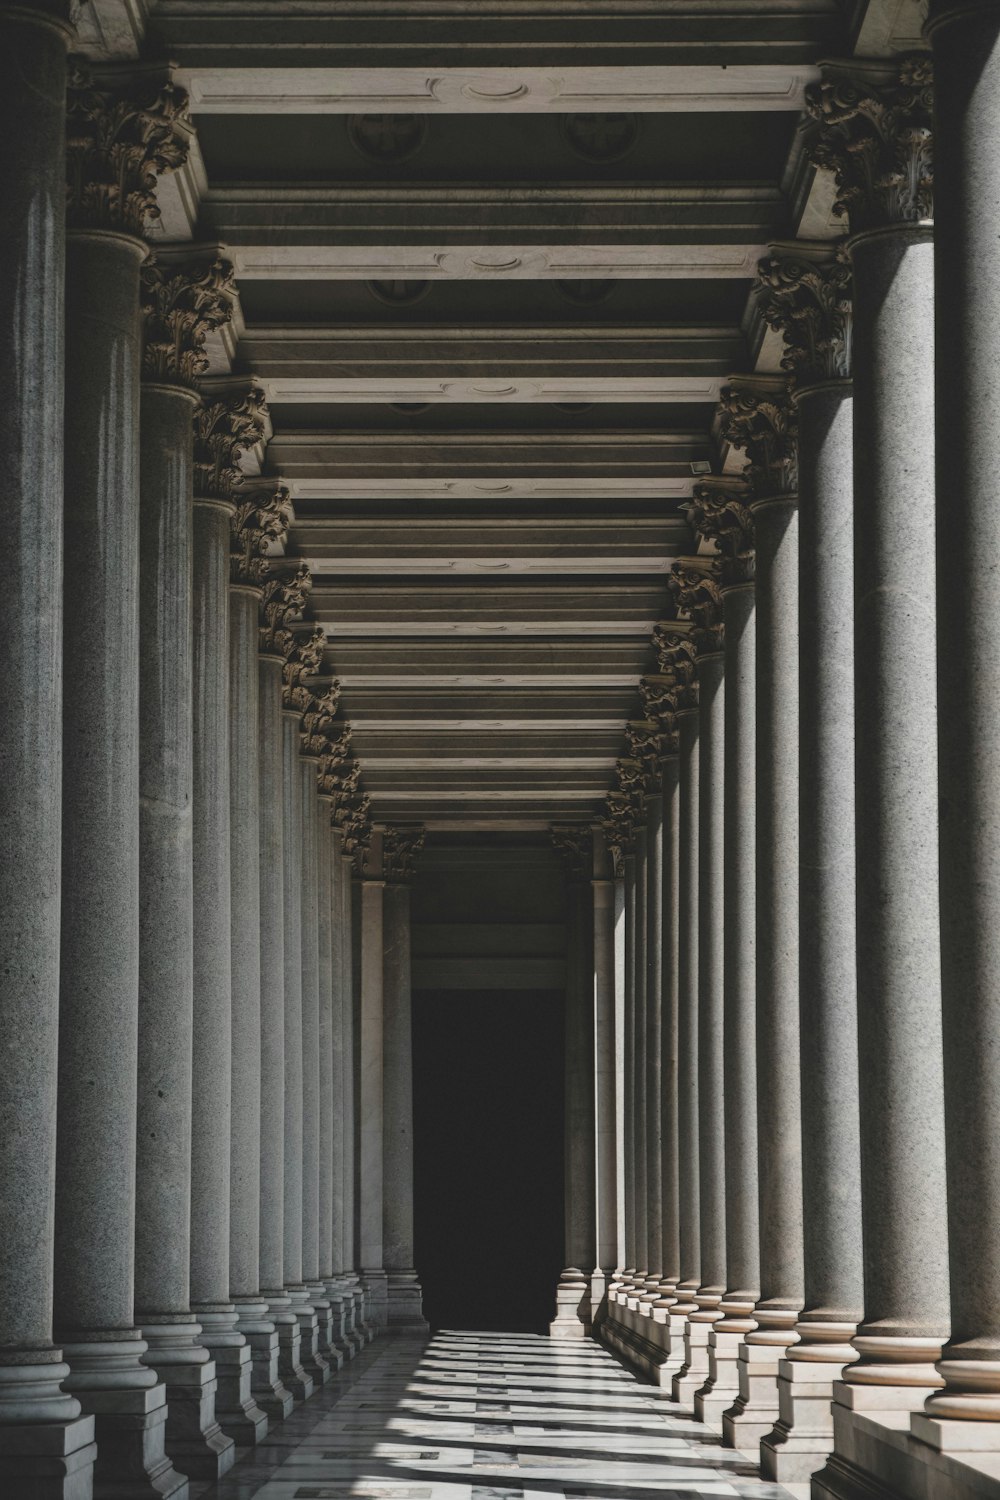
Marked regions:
[553,20,1000,1500]
[0,24,427,1497]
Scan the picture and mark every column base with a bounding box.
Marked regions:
[241,1296,294,1422]
[138,1317,235,1480]
[813,1402,1000,1500]
[272,1299,313,1404]
[761,1319,858,1487]
[323,1282,358,1359]
[193,1305,268,1446]
[361,1270,389,1334]
[550,1268,591,1339]
[697,1323,748,1430]
[674,1313,715,1407]
[387,1270,429,1332]
[0,1358,97,1500]
[286,1287,331,1387]
[307,1286,345,1372]
[60,1334,189,1499]
[723,1341,783,1452]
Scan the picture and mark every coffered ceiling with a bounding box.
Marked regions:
[80,0,926,832]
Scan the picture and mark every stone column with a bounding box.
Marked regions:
[752,248,861,1484]
[314,779,349,1359]
[592,828,619,1321]
[382,825,429,1330]
[279,625,329,1390]
[640,756,664,1309]
[190,386,268,1448]
[719,380,805,1447]
[0,9,95,1492]
[621,844,637,1299]
[299,754,337,1370]
[918,2,1000,1453]
[230,491,300,1418]
[360,831,389,1329]
[687,488,758,1431]
[56,72,188,1498]
[336,800,371,1348]
[807,64,949,1452]
[603,801,631,1322]
[629,815,649,1304]
[667,565,725,1409]
[669,651,702,1389]
[325,809,356,1357]
[135,253,236,1481]
[257,574,306,1409]
[551,828,597,1337]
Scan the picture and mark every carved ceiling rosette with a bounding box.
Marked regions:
[66,65,190,235]
[231,484,294,587]
[193,385,268,502]
[805,56,934,233]
[755,242,853,386]
[717,381,798,501]
[140,254,234,390]
[259,561,311,656]
[551,824,593,883]
[383,824,426,884]
[666,560,724,657]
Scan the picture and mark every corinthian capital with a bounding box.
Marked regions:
[317,727,353,797]
[639,677,682,744]
[66,65,190,235]
[384,824,426,884]
[667,560,724,655]
[280,623,327,717]
[300,681,342,759]
[193,385,268,501]
[603,790,635,876]
[718,378,798,499]
[626,721,673,785]
[259,562,311,655]
[689,475,757,582]
[231,484,294,586]
[755,241,853,384]
[551,825,593,883]
[652,624,699,706]
[336,792,372,873]
[141,253,235,389]
[805,56,934,232]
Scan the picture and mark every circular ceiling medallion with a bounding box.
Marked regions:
[554,278,616,304]
[561,113,641,164]
[347,113,428,163]
[366,279,432,306]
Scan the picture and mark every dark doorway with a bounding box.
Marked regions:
[412,989,565,1333]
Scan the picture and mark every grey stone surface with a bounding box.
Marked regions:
[0,5,95,1488]
[632,824,648,1279]
[191,496,265,1446]
[660,757,681,1299]
[927,0,1000,1430]
[622,851,637,1279]
[300,758,322,1288]
[256,653,298,1415]
[383,881,429,1331]
[359,860,386,1322]
[317,802,335,1284]
[592,836,619,1303]
[850,222,949,1384]
[58,225,185,1494]
[644,791,664,1290]
[675,710,702,1325]
[137,382,234,1481]
[704,585,758,1426]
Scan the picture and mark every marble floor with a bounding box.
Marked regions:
[194,1330,793,1500]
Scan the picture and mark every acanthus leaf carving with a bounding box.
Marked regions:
[193,385,268,502]
[651,626,699,709]
[279,622,327,719]
[66,65,190,235]
[383,824,426,884]
[755,242,853,385]
[259,562,311,656]
[717,382,798,500]
[140,254,235,389]
[666,561,724,656]
[804,56,934,232]
[231,484,294,587]
[550,824,592,883]
[603,790,635,878]
[335,792,372,873]
[688,476,758,583]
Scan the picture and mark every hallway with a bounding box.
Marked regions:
[197,1333,790,1500]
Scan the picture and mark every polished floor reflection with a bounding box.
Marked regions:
[194,1331,793,1500]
